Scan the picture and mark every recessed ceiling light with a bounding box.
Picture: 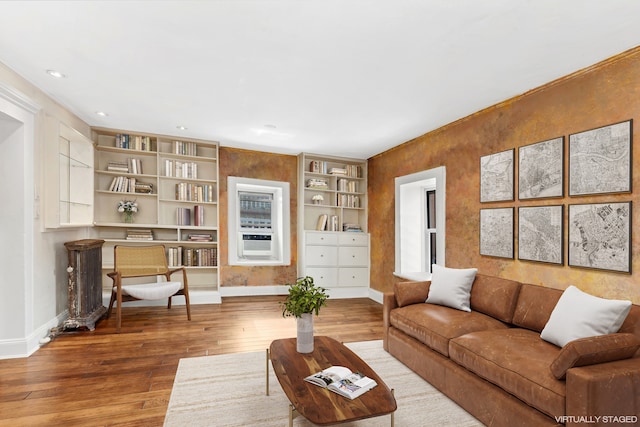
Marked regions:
[46,69,66,78]
[176,125,188,130]
[95,111,108,117]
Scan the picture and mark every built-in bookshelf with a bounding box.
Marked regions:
[299,153,368,233]
[297,153,369,296]
[92,128,219,298]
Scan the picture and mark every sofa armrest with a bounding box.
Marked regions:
[382,292,398,351]
[551,333,640,379]
[566,357,640,426]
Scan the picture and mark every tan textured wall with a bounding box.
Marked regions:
[368,47,640,304]
[219,147,298,287]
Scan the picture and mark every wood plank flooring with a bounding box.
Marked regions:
[0,296,383,427]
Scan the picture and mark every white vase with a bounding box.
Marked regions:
[296,312,314,353]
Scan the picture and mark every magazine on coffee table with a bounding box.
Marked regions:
[304,365,377,399]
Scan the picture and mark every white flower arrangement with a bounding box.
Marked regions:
[117,200,138,214]
[312,194,324,202]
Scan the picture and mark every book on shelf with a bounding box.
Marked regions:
[304,366,377,400]
[306,178,329,190]
[342,223,363,232]
[168,246,217,267]
[108,176,153,193]
[187,233,213,241]
[173,140,197,156]
[107,158,142,174]
[176,207,191,225]
[309,160,327,174]
[329,167,347,176]
[316,214,328,231]
[164,159,198,178]
[194,205,205,226]
[106,161,129,172]
[337,178,357,193]
[329,215,339,231]
[115,134,153,151]
[126,229,154,240]
[175,182,215,202]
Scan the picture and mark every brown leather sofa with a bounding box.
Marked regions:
[383,274,640,427]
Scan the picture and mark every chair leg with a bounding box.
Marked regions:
[184,291,192,321]
[167,296,172,309]
[116,289,122,333]
[107,291,116,318]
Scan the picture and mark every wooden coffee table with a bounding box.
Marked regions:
[267,336,397,426]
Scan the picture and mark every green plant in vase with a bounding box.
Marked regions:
[281,276,329,353]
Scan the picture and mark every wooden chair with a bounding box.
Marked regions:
[107,245,191,332]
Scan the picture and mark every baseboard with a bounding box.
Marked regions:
[368,287,384,304]
[219,285,290,297]
[0,310,67,360]
[101,290,222,307]
[98,286,382,306]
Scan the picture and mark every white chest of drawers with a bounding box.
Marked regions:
[303,231,369,290]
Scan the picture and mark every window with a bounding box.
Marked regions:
[395,167,446,281]
[228,177,290,266]
[425,189,437,273]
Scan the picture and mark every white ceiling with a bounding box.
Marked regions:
[1,1,639,158]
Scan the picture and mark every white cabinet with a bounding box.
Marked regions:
[44,117,94,228]
[303,231,369,291]
[91,128,219,296]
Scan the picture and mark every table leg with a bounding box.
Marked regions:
[391,388,395,427]
[288,403,294,427]
[265,348,270,396]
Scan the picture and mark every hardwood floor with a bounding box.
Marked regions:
[0,296,383,427]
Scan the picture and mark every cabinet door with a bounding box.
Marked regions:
[305,245,338,266]
[338,268,369,287]
[304,267,337,288]
[338,246,368,266]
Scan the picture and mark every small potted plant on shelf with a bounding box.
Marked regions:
[312,194,324,205]
[281,276,329,353]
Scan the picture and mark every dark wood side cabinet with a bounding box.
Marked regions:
[64,239,106,330]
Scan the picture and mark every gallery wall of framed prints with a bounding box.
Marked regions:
[479,119,632,273]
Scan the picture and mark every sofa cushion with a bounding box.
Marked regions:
[550,333,640,379]
[541,285,633,347]
[393,280,430,307]
[469,274,521,324]
[512,283,562,332]
[449,328,566,419]
[426,264,477,312]
[390,303,509,357]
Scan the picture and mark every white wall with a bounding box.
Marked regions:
[0,63,90,358]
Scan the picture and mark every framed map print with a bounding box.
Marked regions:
[568,202,631,273]
[569,120,632,196]
[480,207,514,258]
[519,137,564,199]
[518,205,563,264]
[480,149,514,202]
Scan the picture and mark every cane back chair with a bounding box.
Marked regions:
[107,245,191,332]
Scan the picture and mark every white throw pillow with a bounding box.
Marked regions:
[426,264,478,312]
[541,285,632,347]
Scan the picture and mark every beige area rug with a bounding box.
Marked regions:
[164,340,483,426]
